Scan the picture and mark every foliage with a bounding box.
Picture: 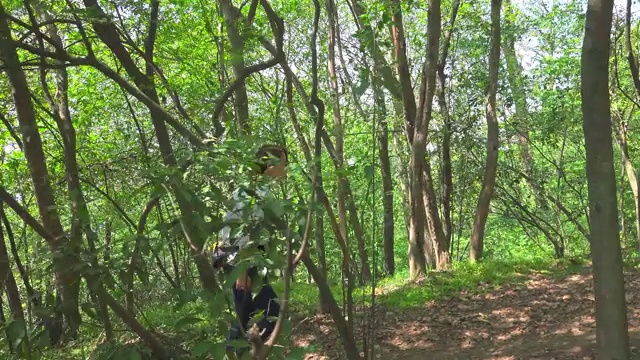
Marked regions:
[0,0,635,358]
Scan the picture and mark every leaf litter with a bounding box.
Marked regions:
[291,265,640,359]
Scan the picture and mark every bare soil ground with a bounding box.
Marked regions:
[292,266,640,359]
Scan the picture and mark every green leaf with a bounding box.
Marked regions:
[354,77,370,97]
[127,349,142,360]
[192,340,215,357]
[6,318,26,348]
[364,164,375,178]
[175,315,204,330]
[211,342,227,360]
[286,345,315,360]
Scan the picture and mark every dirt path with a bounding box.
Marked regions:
[292,266,640,359]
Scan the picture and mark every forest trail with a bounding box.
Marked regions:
[292,265,640,359]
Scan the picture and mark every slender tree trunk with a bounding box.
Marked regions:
[391,0,426,278]
[157,207,182,289]
[581,0,630,358]
[326,0,351,284]
[623,0,640,250]
[34,4,113,339]
[81,0,219,294]
[375,95,394,276]
[436,0,460,267]
[415,0,442,274]
[219,0,251,135]
[615,122,640,248]
[390,0,446,274]
[285,73,330,312]
[216,1,230,134]
[470,0,502,261]
[0,5,80,342]
[272,40,372,282]
[302,256,361,360]
[0,207,28,352]
[312,0,356,340]
[619,161,628,245]
[1,204,38,307]
[315,185,331,313]
[320,134,372,281]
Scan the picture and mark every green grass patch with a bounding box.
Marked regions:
[271,256,589,313]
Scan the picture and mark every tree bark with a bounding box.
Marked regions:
[0,4,80,342]
[0,186,171,358]
[391,0,426,278]
[265,35,372,281]
[81,0,220,294]
[302,255,361,360]
[33,3,113,340]
[581,0,631,357]
[614,121,640,248]
[326,0,352,284]
[470,0,502,261]
[219,0,251,135]
[436,0,461,268]
[390,0,447,273]
[0,205,28,351]
[374,89,395,276]
[622,0,640,249]
[413,0,442,275]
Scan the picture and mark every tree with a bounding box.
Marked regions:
[0,3,81,342]
[470,0,502,261]
[581,0,630,358]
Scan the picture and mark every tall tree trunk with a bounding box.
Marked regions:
[413,0,442,275]
[312,0,356,342]
[0,5,80,342]
[436,0,460,267]
[1,204,38,309]
[391,0,426,278]
[326,0,350,282]
[0,205,28,352]
[285,73,330,312]
[33,4,113,340]
[391,105,435,267]
[615,122,640,248]
[470,0,502,261]
[81,0,219,294]
[269,37,372,282]
[374,90,394,276]
[319,134,372,281]
[219,0,251,135]
[622,0,640,249]
[581,0,630,358]
[1,186,171,358]
[390,0,446,274]
[314,181,331,313]
[216,1,230,135]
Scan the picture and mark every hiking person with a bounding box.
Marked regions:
[212,144,289,355]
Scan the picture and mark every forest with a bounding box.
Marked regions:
[0,0,638,359]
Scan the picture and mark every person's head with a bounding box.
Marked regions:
[255,144,288,179]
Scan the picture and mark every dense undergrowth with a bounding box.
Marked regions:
[23,254,601,360]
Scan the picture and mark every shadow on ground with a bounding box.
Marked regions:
[292,266,640,359]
